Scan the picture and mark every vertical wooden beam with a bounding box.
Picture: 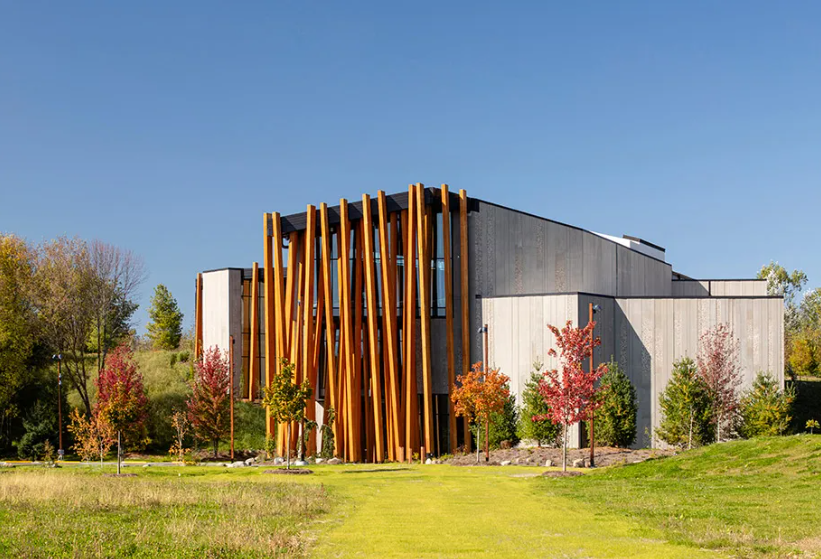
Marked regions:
[195,273,203,359]
[402,188,419,456]
[353,223,365,460]
[338,199,357,462]
[284,232,300,353]
[319,204,339,455]
[390,212,404,460]
[378,191,402,460]
[441,185,457,453]
[249,262,260,401]
[459,189,471,452]
[302,206,317,456]
[415,184,435,455]
[271,213,287,450]
[362,194,385,463]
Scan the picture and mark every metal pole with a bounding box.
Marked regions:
[230,335,235,461]
[57,358,63,456]
[589,303,595,468]
[483,324,489,462]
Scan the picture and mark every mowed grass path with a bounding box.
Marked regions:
[309,465,718,558]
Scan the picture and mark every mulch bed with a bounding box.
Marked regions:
[102,473,137,478]
[443,446,673,467]
[263,468,314,475]
[541,471,583,478]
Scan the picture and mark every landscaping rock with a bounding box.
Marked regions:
[315,458,324,464]
[425,458,433,464]
[244,458,255,466]
[293,460,307,467]
[500,460,512,466]
[326,457,341,465]
[0,462,12,468]
[572,458,586,468]
[544,460,554,468]
[229,461,246,468]
[142,464,151,468]
[273,457,284,465]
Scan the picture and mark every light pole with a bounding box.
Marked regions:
[589,304,601,468]
[53,354,63,460]
[229,335,235,461]
[478,324,489,462]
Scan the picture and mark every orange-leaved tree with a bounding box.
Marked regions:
[537,321,608,471]
[452,362,510,463]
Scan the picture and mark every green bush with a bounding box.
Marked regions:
[484,388,519,449]
[738,372,795,438]
[16,401,57,460]
[592,360,637,448]
[169,353,178,367]
[656,357,715,449]
[516,371,560,447]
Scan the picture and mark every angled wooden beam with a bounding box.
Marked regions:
[302,206,317,456]
[441,185,457,453]
[338,199,357,462]
[415,183,435,455]
[319,203,340,455]
[284,232,300,354]
[249,262,260,401]
[362,194,385,463]
[272,213,287,362]
[378,191,402,461]
[459,189,471,452]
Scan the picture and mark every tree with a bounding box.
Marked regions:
[320,408,336,459]
[96,344,150,454]
[262,358,312,469]
[789,332,820,376]
[518,368,561,447]
[168,411,190,462]
[187,347,231,458]
[452,362,511,463]
[67,408,115,465]
[537,321,608,471]
[146,284,183,350]
[592,360,638,448]
[16,400,57,460]
[487,390,519,449]
[738,372,795,438]
[656,357,714,449]
[799,288,821,332]
[698,324,742,442]
[758,262,808,375]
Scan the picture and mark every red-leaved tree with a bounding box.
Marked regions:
[697,323,742,442]
[452,362,510,463]
[537,321,608,471]
[96,344,149,453]
[187,346,230,458]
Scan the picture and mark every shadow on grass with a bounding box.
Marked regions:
[339,467,413,474]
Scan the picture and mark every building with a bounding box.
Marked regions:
[194,184,784,460]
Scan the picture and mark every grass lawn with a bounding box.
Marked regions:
[2,436,820,558]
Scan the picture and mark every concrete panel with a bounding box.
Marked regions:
[671,280,710,297]
[202,269,243,391]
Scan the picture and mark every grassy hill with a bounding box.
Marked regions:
[544,435,821,557]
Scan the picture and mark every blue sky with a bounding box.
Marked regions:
[1,2,818,332]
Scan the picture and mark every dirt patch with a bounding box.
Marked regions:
[443,446,673,467]
[102,473,138,478]
[263,468,314,475]
[541,471,583,478]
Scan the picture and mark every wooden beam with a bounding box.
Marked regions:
[302,206,317,456]
[270,213,287,451]
[459,189,471,452]
[319,203,340,456]
[378,191,401,460]
[361,194,385,462]
[338,199,357,462]
[249,262,260,401]
[415,183,435,455]
[353,222,364,461]
[441,185,457,453]
[402,189,419,456]
[195,273,203,359]
[284,232,300,354]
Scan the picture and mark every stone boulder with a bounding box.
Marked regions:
[326,457,342,465]
[544,459,554,468]
[572,458,586,468]
[500,460,512,466]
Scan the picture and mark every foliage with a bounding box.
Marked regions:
[96,344,149,451]
[187,347,230,458]
[592,360,637,448]
[517,365,561,447]
[451,362,510,461]
[146,284,183,350]
[656,357,714,448]
[487,390,518,449]
[737,372,795,438]
[168,411,190,462]
[16,401,57,460]
[697,324,742,441]
[320,408,335,459]
[67,408,115,463]
[757,262,808,334]
[537,320,607,470]
[262,358,312,468]
[806,419,819,434]
[789,330,820,376]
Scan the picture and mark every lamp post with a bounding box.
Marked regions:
[589,304,601,468]
[53,354,63,460]
[229,335,235,461]
[478,324,489,462]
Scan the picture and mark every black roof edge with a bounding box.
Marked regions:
[623,235,665,252]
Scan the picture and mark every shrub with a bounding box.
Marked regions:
[16,401,57,460]
[789,333,820,377]
[656,357,714,449]
[169,353,178,367]
[592,360,637,448]
[320,408,335,459]
[806,419,820,434]
[738,372,795,437]
[487,390,519,450]
[178,351,190,363]
[517,368,561,447]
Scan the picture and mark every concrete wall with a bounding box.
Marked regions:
[482,293,784,449]
[671,279,767,297]
[201,269,243,391]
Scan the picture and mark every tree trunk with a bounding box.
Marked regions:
[562,422,568,472]
[688,406,694,450]
[213,439,218,459]
[485,416,490,462]
[117,431,121,475]
[475,425,480,464]
[286,423,292,470]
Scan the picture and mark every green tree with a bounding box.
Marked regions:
[656,357,714,449]
[146,284,183,350]
[517,367,561,447]
[262,358,312,469]
[789,332,820,376]
[16,400,57,460]
[738,372,795,438]
[592,360,638,448]
[487,389,519,449]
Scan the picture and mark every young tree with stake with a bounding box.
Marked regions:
[263,358,312,469]
[187,347,231,458]
[697,324,742,442]
[537,321,608,471]
[451,362,510,463]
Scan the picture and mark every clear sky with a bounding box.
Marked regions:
[2,2,818,332]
